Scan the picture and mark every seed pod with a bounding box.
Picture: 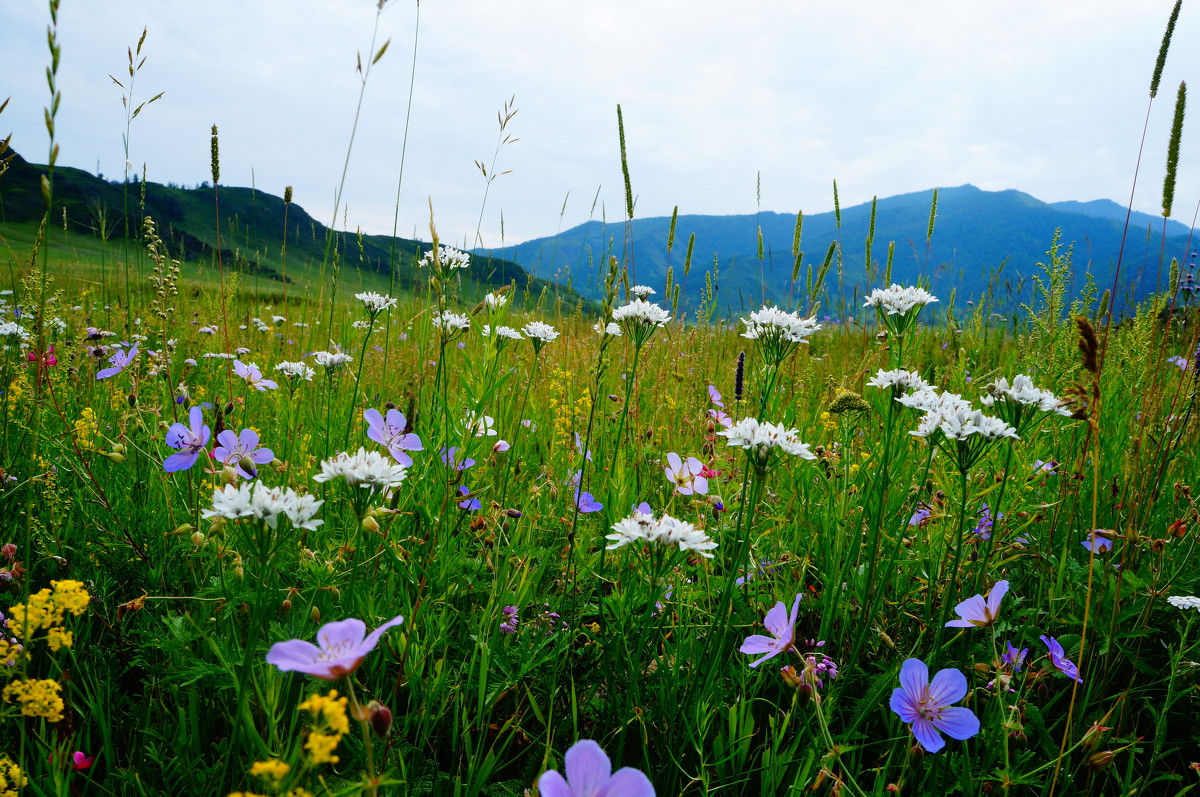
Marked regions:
[310,605,321,624]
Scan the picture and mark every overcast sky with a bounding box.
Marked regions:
[2,1,1197,248]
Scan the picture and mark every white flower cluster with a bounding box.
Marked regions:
[980,375,1070,416]
[612,299,671,328]
[605,511,718,558]
[1166,595,1200,611]
[522,321,560,345]
[864,284,938,316]
[274,360,316,381]
[313,448,409,491]
[740,306,822,343]
[482,325,523,341]
[593,321,622,337]
[718,418,817,462]
[630,285,656,298]
[902,389,1018,441]
[314,350,353,369]
[355,291,397,314]
[0,322,28,341]
[418,245,471,270]
[483,292,508,310]
[432,311,470,334]
[203,481,324,530]
[867,368,931,393]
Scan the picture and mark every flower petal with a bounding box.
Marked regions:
[762,600,790,638]
[265,639,324,673]
[564,740,611,796]
[359,615,405,655]
[933,706,980,741]
[163,450,199,472]
[739,634,777,655]
[897,658,929,701]
[911,717,947,753]
[950,595,988,626]
[316,618,367,652]
[888,687,920,723]
[985,580,1009,616]
[537,770,573,797]
[598,767,656,797]
[666,452,683,473]
[927,667,968,706]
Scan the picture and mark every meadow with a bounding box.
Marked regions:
[1,3,1199,796]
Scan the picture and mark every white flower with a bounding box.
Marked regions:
[522,321,560,346]
[274,360,316,382]
[863,284,938,316]
[203,482,324,531]
[355,291,397,315]
[981,374,1070,417]
[198,325,219,335]
[0,322,28,341]
[484,292,508,310]
[593,321,622,337]
[1166,595,1200,611]
[432,311,470,334]
[612,299,671,328]
[605,511,717,558]
[867,369,930,393]
[482,325,523,341]
[352,320,372,330]
[418,245,470,270]
[719,418,816,465]
[313,350,353,369]
[313,448,408,491]
[630,285,656,298]
[464,411,497,437]
[271,315,287,324]
[739,306,821,343]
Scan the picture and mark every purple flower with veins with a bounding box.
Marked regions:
[233,359,278,391]
[1002,640,1028,672]
[457,486,481,511]
[440,447,475,471]
[537,739,654,797]
[664,452,708,495]
[575,489,602,513]
[1081,530,1113,554]
[364,408,423,466]
[973,504,1002,540]
[889,658,980,753]
[96,343,138,380]
[266,615,404,680]
[163,406,210,472]
[211,428,274,479]
[740,593,801,667]
[632,502,652,516]
[1040,635,1082,682]
[945,580,1009,628]
[909,504,932,526]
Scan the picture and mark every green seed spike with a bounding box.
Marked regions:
[665,265,674,301]
[667,205,678,254]
[1162,81,1186,218]
[791,249,804,286]
[757,225,764,261]
[792,210,803,258]
[865,196,877,279]
[210,124,220,185]
[812,241,837,306]
[926,188,938,244]
[1097,289,1110,322]
[884,241,895,285]
[833,179,841,228]
[684,233,695,276]
[1151,0,1182,99]
[616,105,633,222]
[1169,257,1180,293]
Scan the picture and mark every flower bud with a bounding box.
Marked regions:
[367,700,393,737]
[191,531,206,547]
[175,523,194,536]
[361,515,380,533]
[237,455,258,479]
[112,443,127,456]
[310,605,321,624]
[104,450,126,463]
[281,598,292,614]
[127,392,137,408]
[1086,751,1116,771]
[223,401,235,417]
[221,466,239,486]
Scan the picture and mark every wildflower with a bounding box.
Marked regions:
[1039,635,1082,682]
[364,408,423,466]
[313,350,353,370]
[164,406,211,472]
[889,658,980,753]
[718,417,816,470]
[1167,355,1189,370]
[440,447,476,471]
[0,321,28,342]
[212,429,275,479]
[612,299,671,346]
[492,439,510,453]
[740,593,802,667]
[864,284,938,317]
[593,320,622,337]
[1001,641,1028,671]
[432,311,470,340]
[457,486,481,511]
[233,360,279,391]
[1032,459,1058,475]
[630,285,656,298]
[945,580,1009,628]
[354,291,396,316]
[867,368,930,393]
[522,321,559,352]
[483,291,508,310]
[1166,595,1200,611]
[664,452,708,495]
[980,374,1071,430]
[249,759,290,783]
[464,411,498,437]
[909,504,932,526]
[605,511,717,558]
[70,752,95,772]
[96,343,139,380]
[417,244,470,270]
[313,448,408,492]
[27,346,57,367]
[739,306,821,366]
[537,739,655,797]
[1081,530,1113,554]
[499,605,519,634]
[972,503,1001,540]
[203,482,324,531]
[575,490,603,513]
[707,384,724,408]
[482,325,523,348]
[266,615,404,679]
[297,689,350,765]
[3,677,65,722]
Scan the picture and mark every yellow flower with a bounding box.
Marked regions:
[3,678,65,722]
[298,689,349,765]
[249,759,290,783]
[6,580,89,643]
[46,627,73,652]
[73,407,100,451]
[284,790,315,797]
[304,732,341,765]
[226,792,268,797]
[0,640,24,667]
[0,755,28,797]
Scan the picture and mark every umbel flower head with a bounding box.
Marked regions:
[980,373,1071,433]
[537,739,655,797]
[266,615,404,680]
[864,283,938,337]
[522,320,560,353]
[355,291,397,317]
[203,480,324,530]
[612,299,671,347]
[605,511,717,558]
[432,310,471,342]
[739,305,821,367]
[718,417,816,472]
[417,244,470,271]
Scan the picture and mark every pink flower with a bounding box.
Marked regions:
[740,593,802,668]
[664,452,708,496]
[71,751,95,771]
[945,580,1009,628]
[266,615,404,680]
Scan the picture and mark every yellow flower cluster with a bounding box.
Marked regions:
[0,640,22,668]
[6,580,89,649]
[298,690,348,765]
[73,407,100,451]
[5,373,26,406]
[0,755,26,797]
[3,678,65,722]
[249,759,290,784]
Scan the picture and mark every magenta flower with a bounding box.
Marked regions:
[364,408,423,466]
[96,342,138,380]
[1040,635,1082,682]
[233,359,278,391]
[71,751,95,772]
[740,593,801,668]
[211,428,275,479]
[537,739,655,797]
[164,406,211,472]
[664,452,709,496]
[266,615,404,680]
[945,580,1009,628]
[889,658,980,753]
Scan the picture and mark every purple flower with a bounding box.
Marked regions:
[211,428,275,479]
[945,580,1009,628]
[364,408,423,466]
[1081,530,1113,554]
[163,406,211,472]
[440,447,475,471]
[707,384,724,408]
[266,615,404,680]
[576,490,603,513]
[708,408,732,427]
[1167,355,1189,371]
[233,359,278,391]
[632,502,653,516]
[973,504,1001,540]
[1002,640,1028,672]
[740,593,801,668]
[574,433,593,462]
[1040,635,1082,682]
[1032,459,1058,475]
[537,739,655,797]
[909,504,932,526]
[458,486,481,511]
[664,452,708,496]
[889,658,980,753]
[96,343,138,380]
[499,605,519,634]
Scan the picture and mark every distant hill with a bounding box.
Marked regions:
[0,149,576,303]
[484,185,1197,316]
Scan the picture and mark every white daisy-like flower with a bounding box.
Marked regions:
[432,311,471,334]
[203,482,324,531]
[863,284,939,316]
[1166,595,1200,611]
[355,291,397,315]
[418,245,470,271]
[867,368,930,393]
[274,361,316,381]
[312,448,408,491]
[739,306,822,343]
[313,350,353,369]
[630,285,656,298]
[522,321,560,346]
[605,511,717,558]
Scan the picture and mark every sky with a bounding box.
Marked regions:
[2,1,1198,249]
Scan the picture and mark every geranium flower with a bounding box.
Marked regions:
[266,615,404,680]
[1040,635,1082,682]
[164,407,211,472]
[740,593,802,668]
[364,408,423,467]
[889,658,980,753]
[945,580,1009,628]
[96,343,138,380]
[440,447,475,471]
[537,739,655,797]
[211,428,275,479]
[575,490,603,514]
[457,486,481,511]
[233,360,278,391]
[1081,530,1113,554]
[664,452,708,495]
